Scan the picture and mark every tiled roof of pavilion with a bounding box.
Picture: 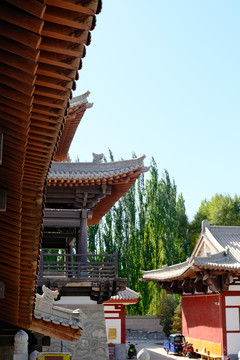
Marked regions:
[49,156,148,184]
[0,0,101,341]
[142,221,240,283]
[47,155,149,224]
[142,261,192,282]
[109,287,140,301]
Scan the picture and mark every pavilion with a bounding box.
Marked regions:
[143,220,240,359]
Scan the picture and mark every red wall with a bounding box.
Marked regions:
[182,294,222,343]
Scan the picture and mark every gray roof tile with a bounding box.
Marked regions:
[143,222,240,281]
[48,156,148,180]
[110,287,140,301]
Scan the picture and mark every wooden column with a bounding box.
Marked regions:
[76,210,89,275]
[76,209,88,255]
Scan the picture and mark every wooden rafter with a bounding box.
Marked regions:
[0,0,101,337]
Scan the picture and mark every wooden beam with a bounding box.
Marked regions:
[31,108,61,118]
[35,79,70,92]
[0,22,41,49]
[33,97,65,109]
[37,67,73,81]
[34,87,69,101]
[4,0,46,18]
[0,188,6,211]
[0,51,38,75]
[42,24,88,44]
[0,74,35,97]
[27,318,82,342]
[43,8,93,31]
[39,53,80,70]
[0,64,36,86]
[0,97,32,114]
[45,0,95,15]
[0,3,44,34]
[43,209,81,227]
[40,40,84,58]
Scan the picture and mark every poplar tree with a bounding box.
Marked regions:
[86,152,190,315]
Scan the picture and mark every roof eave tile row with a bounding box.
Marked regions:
[48,155,149,185]
[143,223,240,282]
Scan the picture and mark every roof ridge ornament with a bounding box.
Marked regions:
[92,152,104,163]
[202,219,210,232]
[34,286,82,329]
[70,91,93,108]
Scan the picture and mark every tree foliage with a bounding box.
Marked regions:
[158,291,181,337]
[189,193,240,249]
[171,298,182,334]
[87,152,192,315]
[86,153,240,319]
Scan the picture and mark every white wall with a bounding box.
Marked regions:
[105,318,121,344]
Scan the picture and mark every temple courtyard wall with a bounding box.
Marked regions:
[42,304,109,360]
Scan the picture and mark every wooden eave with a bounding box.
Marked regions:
[54,101,88,161]
[47,168,143,225]
[27,318,82,342]
[0,0,101,335]
[152,265,240,295]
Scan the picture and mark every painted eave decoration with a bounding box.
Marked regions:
[0,0,101,340]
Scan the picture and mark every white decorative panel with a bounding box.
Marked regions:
[104,306,116,311]
[225,296,240,306]
[227,333,240,354]
[105,318,121,344]
[226,308,239,331]
[105,313,120,318]
[228,285,240,291]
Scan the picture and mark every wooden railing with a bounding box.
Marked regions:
[39,252,118,281]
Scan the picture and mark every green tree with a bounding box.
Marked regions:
[171,298,182,334]
[158,291,181,337]
[88,224,99,253]
[175,194,191,262]
[190,194,240,250]
[207,194,240,225]
[86,152,190,316]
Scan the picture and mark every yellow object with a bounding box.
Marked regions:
[185,337,222,359]
[37,353,72,360]
[108,328,117,339]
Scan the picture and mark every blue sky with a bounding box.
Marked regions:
[69,1,240,221]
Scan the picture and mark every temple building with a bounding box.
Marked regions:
[143,220,240,359]
[0,1,148,359]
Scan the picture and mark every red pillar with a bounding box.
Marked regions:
[120,304,126,344]
[219,292,227,356]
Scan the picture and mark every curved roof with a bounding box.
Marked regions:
[47,156,149,224]
[104,287,140,304]
[142,261,192,282]
[48,155,148,184]
[143,221,240,282]
[0,0,101,340]
[54,92,93,162]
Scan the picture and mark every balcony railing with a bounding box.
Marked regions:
[39,252,118,282]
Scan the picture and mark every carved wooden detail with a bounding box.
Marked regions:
[158,271,236,295]
[46,184,111,211]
